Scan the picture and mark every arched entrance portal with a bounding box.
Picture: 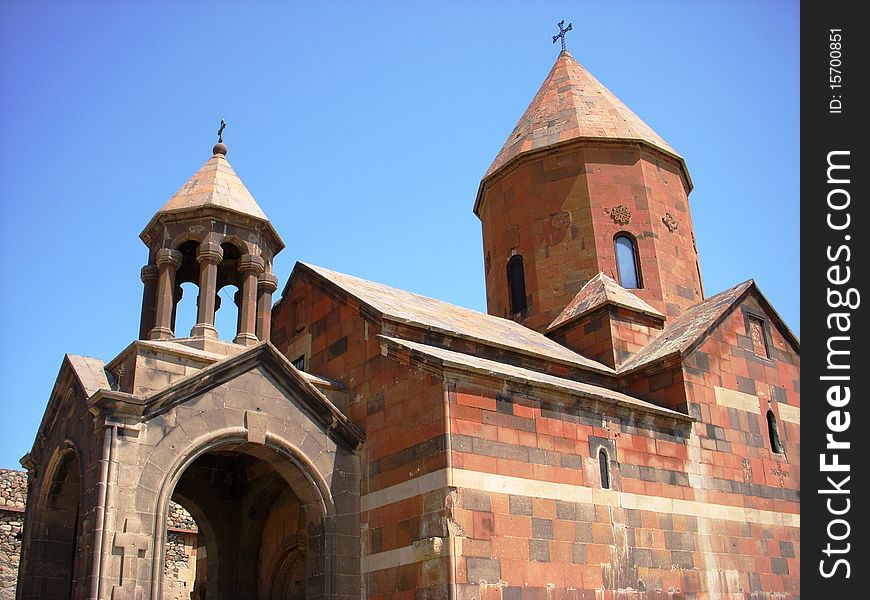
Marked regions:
[162,441,326,600]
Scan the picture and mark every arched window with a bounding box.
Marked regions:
[614,234,642,289]
[507,255,527,314]
[767,410,784,454]
[598,449,611,489]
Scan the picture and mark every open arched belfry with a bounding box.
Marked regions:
[18,41,799,600]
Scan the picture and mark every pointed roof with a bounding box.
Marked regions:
[140,150,284,251]
[547,272,665,332]
[156,153,268,221]
[476,51,688,214]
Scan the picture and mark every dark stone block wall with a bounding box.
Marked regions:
[1,468,201,600]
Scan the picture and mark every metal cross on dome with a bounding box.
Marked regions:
[553,20,573,52]
[217,119,226,143]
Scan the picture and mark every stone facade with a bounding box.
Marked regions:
[16,46,798,600]
[269,266,799,599]
[1,468,199,600]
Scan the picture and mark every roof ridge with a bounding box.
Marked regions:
[618,279,755,373]
[295,261,616,374]
[379,335,690,421]
[547,271,664,332]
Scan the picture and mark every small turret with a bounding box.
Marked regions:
[138,123,283,346]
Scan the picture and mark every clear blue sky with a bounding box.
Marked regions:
[0,1,799,469]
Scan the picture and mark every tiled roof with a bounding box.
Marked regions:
[484,51,680,180]
[619,280,755,373]
[547,272,665,332]
[379,336,688,421]
[155,153,268,221]
[299,262,615,374]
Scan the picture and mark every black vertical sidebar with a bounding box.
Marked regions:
[802,1,869,596]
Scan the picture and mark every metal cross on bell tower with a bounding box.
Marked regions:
[552,20,573,52]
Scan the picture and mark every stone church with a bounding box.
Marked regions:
[16,47,800,599]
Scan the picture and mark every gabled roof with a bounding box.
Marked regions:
[293,262,615,375]
[547,272,665,332]
[619,280,799,374]
[66,354,110,397]
[484,50,681,181]
[143,342,363,448]
[155,153,268,221]
[379,336,689,422]
[619,281,752,373]
[26,354,111,466]
[130,342,364,449]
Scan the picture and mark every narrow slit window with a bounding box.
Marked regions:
[747,315,770,358]
[767,410,783,454]
[292,355,305,372]
[598,449,611,489]
[614,234,641,289]
[507,255,527,314]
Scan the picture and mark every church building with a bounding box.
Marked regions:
[16,43,799,600]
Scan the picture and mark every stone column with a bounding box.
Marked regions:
[138,265,159,340]
[148,248,183,340]
[170,285,183,334]
[234,253,265,346]
[190,242,223,338]
[256,272,279,341]
[234,289,243,336]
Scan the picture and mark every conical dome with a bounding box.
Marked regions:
[155,153,268,221]
[484,50,681,180]
[140,150,282,252]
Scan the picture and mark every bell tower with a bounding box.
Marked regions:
[476,47,704,333]
[138,126,284,346]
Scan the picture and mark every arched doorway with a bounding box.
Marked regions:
[268,543,306,600]
[161,441,326,600]
[19,447,84,599]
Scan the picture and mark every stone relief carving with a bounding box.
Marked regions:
[606,205,632,225]
[550,210,572,229]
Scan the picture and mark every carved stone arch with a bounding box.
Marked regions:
[148,427,336,598]
[34,439,85,510]
[219,234,255,257]
[19,441,86,599]
[269,542,307,600]
[169,228,209,252]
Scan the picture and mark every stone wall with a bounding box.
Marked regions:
[0,469,26,600]
[0,468,199,599]
[168,501,198,532]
